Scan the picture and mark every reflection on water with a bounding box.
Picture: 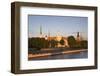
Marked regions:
[29,50,88,60]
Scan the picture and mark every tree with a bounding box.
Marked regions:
[28,38,33,48]
[28,38,49,50]
[50,39,58,48]
[80,40,88,48]
[67,36,76,48]
[60,38,65,46]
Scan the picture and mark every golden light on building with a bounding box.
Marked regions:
[56,36,62,41]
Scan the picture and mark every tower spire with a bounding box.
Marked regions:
[39,25,42,38]
[40,25,42,35]
[77,32,79,37]
[77,32,80,42]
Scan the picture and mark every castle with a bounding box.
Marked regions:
[38,26,81,48]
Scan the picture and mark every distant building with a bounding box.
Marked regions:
[76,32,81,42]
[39,26,81,48]
[46,36,69,47]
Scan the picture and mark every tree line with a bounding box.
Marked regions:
[28,36,87,50]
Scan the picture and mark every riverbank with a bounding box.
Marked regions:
[28,49,87,60]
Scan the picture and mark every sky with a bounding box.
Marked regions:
[28,15,88,40]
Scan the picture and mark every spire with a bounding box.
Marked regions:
[77,32,80,42]
[40,25,42,35]
[39,25,43,38]
[77,32,79,37]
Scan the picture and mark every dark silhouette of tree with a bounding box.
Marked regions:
[67,36,76,48]
[60,38,65,46]
[28,38,33,48]
[28,38,49,50]
[80,40,88,48]
[50,39,58,48]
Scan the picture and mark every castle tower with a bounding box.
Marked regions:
[77,32,79,37]
[77,32,80,42]
[40,26,42,38]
